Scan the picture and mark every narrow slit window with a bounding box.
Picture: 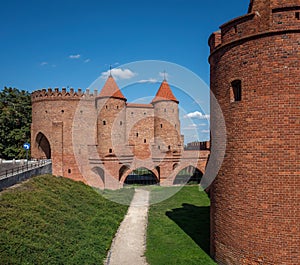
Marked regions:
[109,148,112,153]
[296,12,300,20]
[160,124,163,128]
[120,121,123,126]
[136,133,139,137]
[231,80,242,102]
[234,25,238,33]
[103,120,106,125]
[144,139,147,143]
[68,169,71,174]
[168,145,171,150]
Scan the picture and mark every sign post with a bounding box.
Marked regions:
[23,143,30,163]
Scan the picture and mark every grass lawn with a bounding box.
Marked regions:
[0,175,134,264]
[146,186,216,265]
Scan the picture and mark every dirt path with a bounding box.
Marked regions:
[105,188,150,265]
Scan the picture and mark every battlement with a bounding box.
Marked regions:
[31,88,99,102]
[209,3,300,53]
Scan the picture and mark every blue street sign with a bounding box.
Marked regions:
[23,143,30,150]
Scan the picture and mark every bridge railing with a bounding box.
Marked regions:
[0,159,52,180]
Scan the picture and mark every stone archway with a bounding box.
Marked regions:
[121,167,159,185]
[173,165,203,185]
[36,132,51,159]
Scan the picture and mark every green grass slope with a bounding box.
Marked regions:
[146,186,216,265]
[0,175,134,264]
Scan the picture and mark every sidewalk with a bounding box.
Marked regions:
[105,188,150,265]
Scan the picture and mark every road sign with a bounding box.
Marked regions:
[23,143,30,150]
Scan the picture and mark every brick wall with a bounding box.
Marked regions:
[209,0,300,264]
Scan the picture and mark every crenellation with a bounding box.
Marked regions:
[31,87,100,102]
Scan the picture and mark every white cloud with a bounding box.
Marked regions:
[101,68,137,80]
[182,124,198,130]
[184,111,210,120]
[69,54,81,59]
[40,62,48,66]
[84,58,91,63]
[137,78,158,84]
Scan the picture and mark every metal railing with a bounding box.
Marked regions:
[0,159,52,180]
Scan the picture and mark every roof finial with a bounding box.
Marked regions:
[163,70,167,81]
[109,65,112,77]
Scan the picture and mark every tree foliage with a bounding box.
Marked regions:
[0,87,31,159]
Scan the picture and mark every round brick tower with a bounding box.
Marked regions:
[31,88,84,181]
[152,79,181,153]
[96,75,127,157]
[209,1,300,264]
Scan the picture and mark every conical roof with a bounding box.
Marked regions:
[151,80,179,104]
[98,75,126,101]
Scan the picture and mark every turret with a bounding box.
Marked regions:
[151,79,182,153]
[96,75,127,157]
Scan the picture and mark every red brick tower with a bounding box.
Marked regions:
[152,79,181,153]
[209,0,300,264]
[96,75,127,157]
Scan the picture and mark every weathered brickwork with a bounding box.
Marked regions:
[31,77,209,189]
[209,0,300,264]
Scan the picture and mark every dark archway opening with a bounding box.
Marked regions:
[125,167,159,185]
[174,166,203,185]
[36,132,51,159]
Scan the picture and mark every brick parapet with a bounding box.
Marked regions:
[209,3,300,54]
[31,88,98,102]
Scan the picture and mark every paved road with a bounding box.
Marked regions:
[105,188,150,265]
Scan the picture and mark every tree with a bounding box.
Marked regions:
[0,87,31,160]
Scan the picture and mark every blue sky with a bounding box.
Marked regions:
[0,0,249,143]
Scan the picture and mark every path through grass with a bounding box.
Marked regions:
[146,186,216,265]
[0,175,134,264]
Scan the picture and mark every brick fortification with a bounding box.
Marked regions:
[31,77,209,189]
[209,0,300,264]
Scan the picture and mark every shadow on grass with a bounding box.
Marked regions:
[166,203,210,255]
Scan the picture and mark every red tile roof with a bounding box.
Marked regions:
[151,80,179,104]
[98,76,127,100]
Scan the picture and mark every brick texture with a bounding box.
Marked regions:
[209,0,300,264]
